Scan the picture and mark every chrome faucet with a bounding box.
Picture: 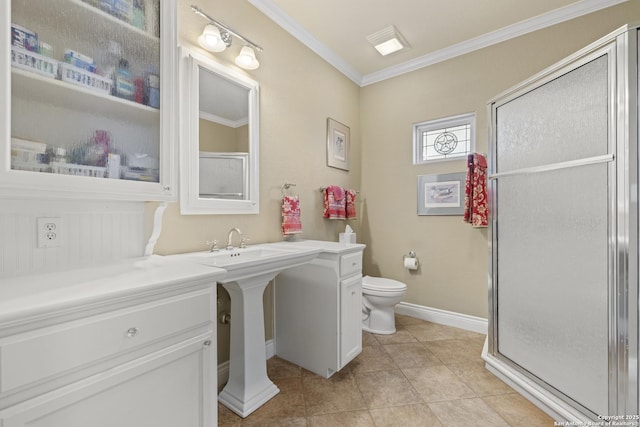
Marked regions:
[205,240,219,252]
[226,227,245,250]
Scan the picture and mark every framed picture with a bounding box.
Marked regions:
[417,172,466,215]
[326,118,350,171]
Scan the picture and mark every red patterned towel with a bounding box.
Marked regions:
[282,195,302,235]
[464,153,488,228]
[345,189,357,219]
[323,185,346,219]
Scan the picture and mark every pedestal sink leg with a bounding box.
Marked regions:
[218,275,279,418]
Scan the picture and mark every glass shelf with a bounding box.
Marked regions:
[12,68,159,126]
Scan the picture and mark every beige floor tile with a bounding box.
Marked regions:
[447,361,514,397]
[395,314,427,326]
[243,377,306,421]
[369,403,444,427]
[347,344,398,374]
[307,410,375,426]
[219,316,560,426]
[483,393,556,427]
[268,356,303,379]
[217,402,243,426]
[302,370,367,415]
[354,369,422,409]
[405,322,484,342]
[428,398,510,427]
[402,365,476,402]
[383,342,443,369]
[373,329,418,345]
[423,337,486,365]
[243,417,309,426]
[363,331,381,347]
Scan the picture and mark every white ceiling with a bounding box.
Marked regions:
[248,0,628,86]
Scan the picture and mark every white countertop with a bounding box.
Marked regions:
[273,239,366,253]
[0,255,226,324]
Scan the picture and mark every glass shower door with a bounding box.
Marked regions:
[493,52,612,416]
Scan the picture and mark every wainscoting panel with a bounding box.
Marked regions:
[0,199,145,279]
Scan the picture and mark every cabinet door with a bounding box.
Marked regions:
[340,274,362,368]
[1,0,177,200]
[0,334,215,427]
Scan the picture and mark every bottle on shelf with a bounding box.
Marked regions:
[132,0,146,30]
[146,65,160,108]
[115,59,134,100]
[112,0,133,24]
[99,40,121,96]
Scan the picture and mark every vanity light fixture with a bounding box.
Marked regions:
[366,25,410,56]
[192,5,263,70]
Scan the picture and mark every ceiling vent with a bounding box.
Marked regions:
[366,25,410,56]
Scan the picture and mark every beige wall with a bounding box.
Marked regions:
[360,1,640,319]
[199,119,242,153]
[147,0,640,362]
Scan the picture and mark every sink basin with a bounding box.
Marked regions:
[182,243,321,418]
[189,246,297,268]
[186,244,319,283]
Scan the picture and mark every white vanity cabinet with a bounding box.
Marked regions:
[0,0,177,201]
[274,240,365,378]
[0,257,223,427]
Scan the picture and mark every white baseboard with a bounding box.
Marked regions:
[395,302,488,334]
[218,339,275,390]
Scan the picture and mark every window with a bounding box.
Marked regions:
[413,113,475,164]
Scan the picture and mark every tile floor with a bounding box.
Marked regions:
[218,314,556,426]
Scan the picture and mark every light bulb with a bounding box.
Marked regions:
[198,24,226,52]
[235,46,259,70]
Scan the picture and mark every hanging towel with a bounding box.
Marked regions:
[323,185,346,219]
[345,189,357,219]
[282,195,302,235]
[464,153,488,228]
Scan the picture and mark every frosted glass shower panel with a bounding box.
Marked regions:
[496,54,609,172]
[496,163,609,415]
[10,0,161,182]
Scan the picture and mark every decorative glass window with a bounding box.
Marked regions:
[413,113,475,164]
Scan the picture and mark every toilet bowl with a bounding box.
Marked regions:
[361,275,407,334]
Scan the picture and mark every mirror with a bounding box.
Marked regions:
[179,47,259,214]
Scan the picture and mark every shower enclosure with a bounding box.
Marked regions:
[484,24,638,423]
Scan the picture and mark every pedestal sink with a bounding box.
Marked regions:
[185,244,321,417]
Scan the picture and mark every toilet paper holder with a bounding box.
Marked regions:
[404,251,417,259]
[403,251,420,269]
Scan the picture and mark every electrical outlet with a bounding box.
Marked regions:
[37,217,62,248]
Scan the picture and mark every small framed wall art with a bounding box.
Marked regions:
[326,118,350,171]
[417,172,466,215]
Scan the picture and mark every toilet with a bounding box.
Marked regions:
[361,275,407,334]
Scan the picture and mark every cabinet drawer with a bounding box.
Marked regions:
[340,252,362,277]
[0,289,212,394]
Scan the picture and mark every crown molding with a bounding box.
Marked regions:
[362,0,628,86]
[199,111,248,128]
[250,0,628,87]
[248,0,363,85]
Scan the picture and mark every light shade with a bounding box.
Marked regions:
[366,25,410,56]
[198,24,226,52]
[235,46,260,70]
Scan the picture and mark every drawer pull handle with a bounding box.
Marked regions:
[125,327,139,338]
[204,340,212,347]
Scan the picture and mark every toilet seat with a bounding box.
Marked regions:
[362,276,407,293]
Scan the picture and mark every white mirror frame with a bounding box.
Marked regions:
[179,47,259,214]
